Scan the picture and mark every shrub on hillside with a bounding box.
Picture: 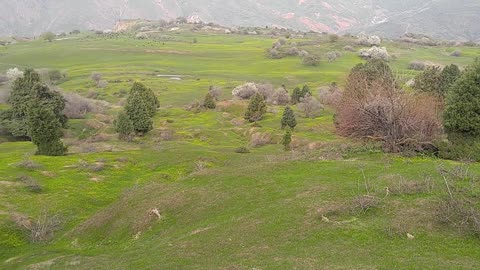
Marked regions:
[298,94,323,118]
[62,92,101,119]
[359,46,389,61]
[12,209,63,243]
[232,83,258,100]
[208,85,222,100]
[6,68,23,81]
[326,51,342,62]
[335,60,442,153]
[408,61,427,71]
[357,34,381,46]
[343,45,356,52]
[302,54,320,66]
[318,83,342,106]
[270,88,290,105]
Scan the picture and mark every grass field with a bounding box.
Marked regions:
[1,30,480,269]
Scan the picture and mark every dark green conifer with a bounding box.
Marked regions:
[115,111,134,141]
[27,99,67,156]
[281,106,297,129]
[244,92,267,122]
[125,91,153,135]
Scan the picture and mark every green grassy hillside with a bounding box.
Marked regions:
[1,31,480,269]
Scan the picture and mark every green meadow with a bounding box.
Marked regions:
[1,30,480,269]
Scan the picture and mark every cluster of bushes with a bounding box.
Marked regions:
[0,69,68,156]
[335,57,480,160]
[265,38,320,66]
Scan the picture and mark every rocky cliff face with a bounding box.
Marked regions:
[1,0,479,41]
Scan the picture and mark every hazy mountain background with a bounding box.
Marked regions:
[1,0,479,41]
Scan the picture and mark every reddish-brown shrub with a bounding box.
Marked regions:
[335,67,443,152]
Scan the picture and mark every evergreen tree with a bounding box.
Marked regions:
[414,66,444,97]
[281,106,297,129]
[244,92,267,122]
[301,84,312,97]
[444,59,480,139]
[2,69,67,138]
[203,92,216,109]
[291,85,312,104]
[4,69,41,137]
[125,91,153,135]
[129,82,159,117]
[115,111,134,141]
[282,128,292,151]
[440,64,461,94]
[27,99,67,156]
[291,87,303,104]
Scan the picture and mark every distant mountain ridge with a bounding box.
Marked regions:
[1,0,479,41]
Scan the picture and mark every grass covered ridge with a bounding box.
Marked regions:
[1,30,480,269]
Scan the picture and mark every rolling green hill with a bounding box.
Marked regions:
[1,29,480,269]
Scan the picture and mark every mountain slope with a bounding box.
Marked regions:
[1,0,479,41]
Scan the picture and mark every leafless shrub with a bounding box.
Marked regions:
[387,175,435,195]
[6,68,23,80]
[62,92,102,119]
[194,160,209,172]
[335,70,442,153]
[359,46,390,60]
[357,34,381,46]
[285,47,300,56]
[232,83,257,99]
[270,88,290,105]
[302,54,320,66]
[435,165,480,237]
[16,154,43,170]
[12,210,63,243]
[184,100,202,112]
[18,175,43,193]
[266,48,283,59]
[256,83,275,100]
[318,84,342,106]
[159,129,175,141]
[408,60,427,71]
[208,85,222,100]
[97,80,109,88]
[249,132,272,147]
[343,45,356,52]
[326,51,342,62]
[298,94,323,118]
[352,195,379,214]
[76,160,106,172]
[298,50,309,58]
[90,72,102,86]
